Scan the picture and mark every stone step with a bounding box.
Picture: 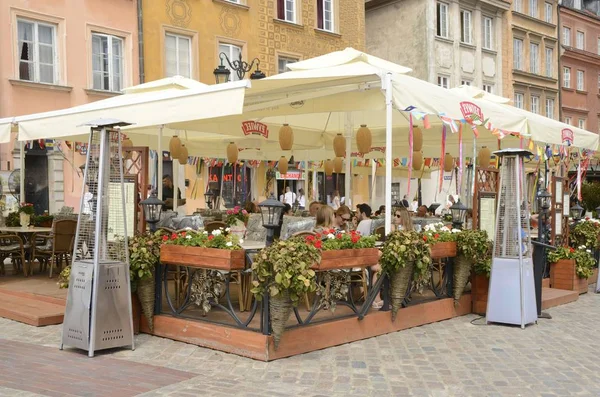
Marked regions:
[0,290,64,326]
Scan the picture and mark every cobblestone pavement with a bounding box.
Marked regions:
[1,290,599,397]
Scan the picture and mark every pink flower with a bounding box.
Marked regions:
[227,210,233,215]
[242,210,248,215]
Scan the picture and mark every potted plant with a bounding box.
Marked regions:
[470,242,493,314]
[454,230,490,304]
[548,245,595,294]
[570,219,600,283]
[225,206,249,239]
[33,214,54,227]
[380,230,431,321]
[422,222,458,258]
[251,237,320,349]
[307,229,379,270]
[18,203,35,227]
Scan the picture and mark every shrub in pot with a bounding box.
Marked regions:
[454,230,491,304]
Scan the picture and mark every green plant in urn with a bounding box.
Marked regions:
[454,230,491,304]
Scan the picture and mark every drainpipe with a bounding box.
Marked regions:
[137,0,145,84]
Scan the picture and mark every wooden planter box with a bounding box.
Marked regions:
[160,245,246,271]
[471,272,489,315]
[589,268,599,286]
[312,248,380,270]
[550,259,588,294]
[430,241,457,259]
[131,293,141,335]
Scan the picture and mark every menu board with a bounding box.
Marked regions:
[563,194,570,216]
[555,182,562,203]
[107,181,136,241]
[555,213,562,237]
[478,195,496,241]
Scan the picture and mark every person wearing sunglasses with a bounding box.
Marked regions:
[393,207,414,232]
[334,205,352,232]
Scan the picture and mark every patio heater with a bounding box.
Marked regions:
[486,149,537,329]
[140,193,164,232]
[258,194,285,246]
[61,119,135,357]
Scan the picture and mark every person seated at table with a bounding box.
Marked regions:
[314,205,336,234]
[356,204,373,236]
[334,205,352,232]
[283,203,292,216]
[308,201,321,217]
[374,205,385,217]
[393,207,413,232]
[244,201,260,214]
[416,205,429,218]
[162,175,186,209]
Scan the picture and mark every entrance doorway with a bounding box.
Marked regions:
[25,143,49,215]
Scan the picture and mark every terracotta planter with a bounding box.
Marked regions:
[550,259,588,294]
[311,248,380,270]
[131,293,141,335]
[430,241,457,259]
[471,272,489,315]
[160,245,246,270]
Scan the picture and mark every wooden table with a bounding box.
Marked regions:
[0,227,53,276]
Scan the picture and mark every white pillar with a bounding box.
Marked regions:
[384,72,393,234]
[19,141,25,202]
[370,161,377,210]
[344,112,353,208]
[157,126,163,202]
[312,163,318,202]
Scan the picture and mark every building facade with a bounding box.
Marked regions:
[559,0,600,132]
[0,0,140,212]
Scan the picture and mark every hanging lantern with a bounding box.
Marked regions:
[356,124,372,154]
[279,124,293,150]
[278,156,288,174]
[178,144,188,165]
[324,159,334,176]
[444,153,454,172]
[478,146,492,169]
[226,142,238,164]
[412,126,423,152]
[122,137,133,160]
[169,136,182,158]
[333,157,343,173]
[333,134,346,157]
[412,151,423,170]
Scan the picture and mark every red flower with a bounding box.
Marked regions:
[434,233,440,239]
[306,235,315,242]
[171,233,178,240]
[336,234,342,239]
[208,235,214,241]
[162,235,169,242]
[569,247,575,253]
[314,240,322,249]
[351,235,360,244]
[180,231,186,237]
[315,233,322,240]
[423,235,428,241]
[586,217,590,220]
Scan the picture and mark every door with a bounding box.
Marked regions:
[25,144,49,215]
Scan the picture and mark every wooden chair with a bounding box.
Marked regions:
[33,219,77,278]
[0,234,26,276]
[204,221,226,234]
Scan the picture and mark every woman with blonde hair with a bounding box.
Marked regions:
[393,207,414,232]
[314,205,336,234]
[334,205,352,232]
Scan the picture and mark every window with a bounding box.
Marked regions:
[529,0,538,17]
[483,17,493,50]
[578,118,585,129]
[437,75,449,89]
[165,33,191,78]
[530,95,540,114]
[530,43,539,74]
[514,93,524,109]
[545,98,554,119]
[17,19,57,84]
[460,10,472,44]
[563,27,571,46]
[218,43,242,81]
[574,0,582,9]
[576,31,585,50]
[277,0,295,23]
[483,84,494,94]
[515,0,523,12]
[317,0,334,32]
[278,56,298,73]
[461,79,472,86]
[563,67,571,88]
[514,38,524,70]
[92,33,123,92]
[437,2,449,38]
[577,70,585,90]
[545,48,553,77]
[544,2,552,23]
[564,116,571,125]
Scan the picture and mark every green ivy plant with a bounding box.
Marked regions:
[570,219,600,250]
[162,228,242,250]
[251,237,321,305]
[456,230,491,263]
[548,245,595,279]
[380,230,431,281]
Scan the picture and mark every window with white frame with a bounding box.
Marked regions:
[577,70,585,90]
[530,95,540,114]
[461,79,472,86]
[544,2,552,23]
[437,2,449,38]
[483,17,493,50]
[277,0,296,23]
[437,75,449,89]
[563,27,571,46]
[92,33,123,92]
[545,98,554,119]
[218,43,242,81]
[530,43,539,74]
[563,67,571,88]
[514,93,524,109]
[564,116,571,125]
[483,84,494,94]
[578,118,585,129]
[165,33,191,78]
[576,31,585,50]
[278,56,298,74]
[529,0,538,17]
[323,0,334,32]
[514,0,523,12]
[17,19,57,84]
[514,38,524,70]
[460,10,472,44]
[545,47,553,77]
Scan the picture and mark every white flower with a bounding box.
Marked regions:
[185,235,192,239]
[239,239,244,244]
[226,241,233,247]
[451,229,461,233]
[225,227,231,232]
[203,231,208,235]
[185,227,192,231]
[327,233,335,239]
[212,229,222,236]
[587,249,591,253]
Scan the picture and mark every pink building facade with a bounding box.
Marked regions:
[0,0,139,212]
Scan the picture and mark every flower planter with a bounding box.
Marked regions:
[430,241,457,259]
[550,259,588,294]
[311,248,380,270]
[19,213,30,227]
[160,245,246,271]
[131,293,141,335]
[471,272,489,315]
[589,268,599,286]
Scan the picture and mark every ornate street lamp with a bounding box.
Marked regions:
[140,193,164,232]
[258,194,285,246]
[449,199,468,229]
[213,52,266,84]
[537,188,552,244]
[204,189,215,209]
[570,200,585,222]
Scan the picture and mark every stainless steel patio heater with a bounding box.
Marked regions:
[61,119,135,357]
[486,149,537,329]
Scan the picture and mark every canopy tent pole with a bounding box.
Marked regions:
[19,140,25,203]
[384,72,393,234]
[370,161,377,210]
[344,112,353,208]
[173,130,179,213]
[312,162,318,202]
[157,126,163,202]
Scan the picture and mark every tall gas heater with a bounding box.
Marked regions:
[486,149,537,328]
[61,119,135,357]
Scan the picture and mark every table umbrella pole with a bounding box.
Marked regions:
[344,112,352,208]
[384,72,393,235]
[19,140,25,203]
[158,125,163,204]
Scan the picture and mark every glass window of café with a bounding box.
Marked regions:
[208,164,251,208]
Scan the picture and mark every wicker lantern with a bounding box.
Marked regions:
[478,146,492,169]
[121,137,133,160]
[169,136,182,159]
[226,142,238,164]
[333,157,343,173]
[412,151,423,171]
[178,144,188,165]
[444,153,454,172]
[412,126,423,152]
[333,134,346,157]
[356,124,372,154]
[279,124,293,150]
[324,159,334,176]
[278,156,288,174]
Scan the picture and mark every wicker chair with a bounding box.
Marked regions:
[0,234,26,276]
[373,226,385,242]
[33,219,77,278]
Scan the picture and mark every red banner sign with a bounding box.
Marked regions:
[241,121,269,138]
[459,101,484,123]
[561,128,574,146]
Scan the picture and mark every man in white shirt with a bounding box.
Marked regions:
[281,186,296,205]
[355,203,373,236]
